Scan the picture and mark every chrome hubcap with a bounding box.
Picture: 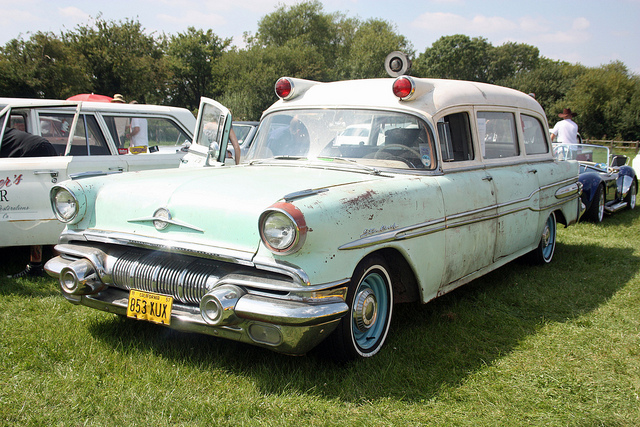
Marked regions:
[541,225,551,247]
[598,193,604,220]
[353,288,378,332]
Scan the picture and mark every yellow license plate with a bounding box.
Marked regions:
[127,289,173,325]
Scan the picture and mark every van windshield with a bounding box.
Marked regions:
[245,109,436,170]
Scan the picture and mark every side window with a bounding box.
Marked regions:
[9,114,27,132]
[146,118,191,149]
[69,115,110,156]
[38,113,74,155]
[521,114,549,155]
[197,103,228,160]
[103,116,191,154]
[477,111,519,159]
[437,112,474,162]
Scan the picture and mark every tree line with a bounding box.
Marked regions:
[1,1,638,140]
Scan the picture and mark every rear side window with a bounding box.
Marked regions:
[103,116,192,153]
[72,115,110,155]
[478,112,519,159]
[521,114,549,155]
[38,113,110,156]
[437,112,474,162]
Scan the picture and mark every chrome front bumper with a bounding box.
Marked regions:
[45,243,348,355]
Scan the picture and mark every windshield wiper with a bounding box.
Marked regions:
[315,156,381,175]
[249,156,307,165]
[273,156,307,160]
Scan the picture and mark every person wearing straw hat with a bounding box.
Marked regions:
[111,94,126,103]
[550,108,579,144]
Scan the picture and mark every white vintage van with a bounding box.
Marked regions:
[0,98,196,247]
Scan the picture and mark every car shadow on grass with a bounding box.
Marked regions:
[85,238,639,403]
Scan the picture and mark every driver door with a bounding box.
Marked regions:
[180,97,232,168]
[0,104,78,247]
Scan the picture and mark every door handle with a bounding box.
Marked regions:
[482,175,493,181]
[34,170,59,178]
[34,170,59,183]
[108,167,124,171]
[528,169,538,174]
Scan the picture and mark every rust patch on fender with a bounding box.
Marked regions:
[341,190,386,214]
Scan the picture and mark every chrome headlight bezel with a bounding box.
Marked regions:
[50,185,85,224]
[258,202,307,255]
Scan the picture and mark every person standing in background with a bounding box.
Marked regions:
[550,108,579,144]
[129,117,149,148]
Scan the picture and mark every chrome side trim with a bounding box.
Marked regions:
[540,176,579,191]
[555,182,582,199]
[340,179,580,250]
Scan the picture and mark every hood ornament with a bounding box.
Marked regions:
[128,207,204,233]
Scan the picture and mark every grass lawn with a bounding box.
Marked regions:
[1,207,639,426]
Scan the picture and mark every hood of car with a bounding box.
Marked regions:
[83,164,387,257]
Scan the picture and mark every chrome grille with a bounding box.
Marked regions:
[111,249,220,304]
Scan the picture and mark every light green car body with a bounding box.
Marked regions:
[45,79,582,359]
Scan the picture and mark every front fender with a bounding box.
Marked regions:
[617,166,637,199]
[579,172,604,208]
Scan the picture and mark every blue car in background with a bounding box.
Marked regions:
[554,143,637,222]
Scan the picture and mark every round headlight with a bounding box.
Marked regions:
[51,187,79,223]
[263,211,296,250]
[259,203,307,254]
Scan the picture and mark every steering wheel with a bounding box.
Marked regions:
[374,144,422,167]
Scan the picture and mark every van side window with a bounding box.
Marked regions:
[437,112,474,162]
[36,113,110,156]
[38,113,74,155]
[103,116,192,153]
[9,114,27,132]
[521,114,549,155]
[478,111,519,159]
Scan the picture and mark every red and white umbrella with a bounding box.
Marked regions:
[66,93,113,103]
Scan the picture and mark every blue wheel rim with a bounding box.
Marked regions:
[352,271,390,351]
[541,214,556,261]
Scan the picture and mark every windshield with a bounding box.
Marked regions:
[553,143,610,170]
[245,109,436,170]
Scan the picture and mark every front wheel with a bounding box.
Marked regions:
[528,212,557,265]
[625,180,636,210]
[585,185,605,223]
[327,255,394,361]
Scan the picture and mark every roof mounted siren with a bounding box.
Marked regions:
[384,51,412,78]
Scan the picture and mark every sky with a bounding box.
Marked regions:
[0,0,638,75]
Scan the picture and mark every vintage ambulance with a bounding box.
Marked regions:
[45,71,582,360]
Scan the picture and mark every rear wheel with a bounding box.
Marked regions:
[327,255,393,361]
[625,180,636,210]
[529,212,557,265]
[585,185,605,222]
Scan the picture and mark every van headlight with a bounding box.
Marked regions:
[51,186,84,223]
[259,202,307,255]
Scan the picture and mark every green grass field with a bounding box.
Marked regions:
[2,207,639,426]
